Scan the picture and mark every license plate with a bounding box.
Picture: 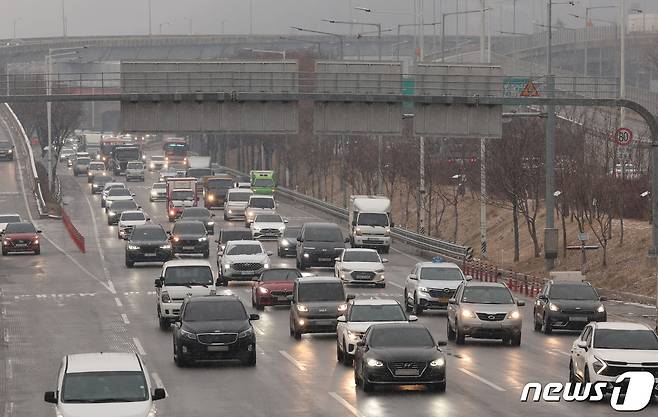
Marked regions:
[143,253,157,257]
[395,369,419,376]
[356,274,370,280]
[207,346,229,352]
[183,246,195,250]
[438,297,449,303]
[239,271,253,275]
[277,296,289,302]
[15,243,27,248]
[318,257,331,262]
[570,316,588,322]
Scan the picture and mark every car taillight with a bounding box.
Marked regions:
[170,210,176,216]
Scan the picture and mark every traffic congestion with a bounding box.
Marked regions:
[0,132,657,417]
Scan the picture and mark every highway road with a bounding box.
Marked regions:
[0,125,656,417]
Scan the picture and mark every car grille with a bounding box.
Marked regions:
[601,363,658,378]
[387,361,427,377]
[270,290,291,297]
[476,313,507,321]
[561,308,594,315]
[232,262,262,271]
[351,271,375,280]
[429,289,455,298]
[259,228,280,235]
[197,333,238,345]
[13,240,31,245]
[177,240,198,246]
[140,245,158,254]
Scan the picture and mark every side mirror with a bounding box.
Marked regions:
[390,222,395,228]
[344,237,350,243]
[266,251,273,256]
[408,315,418,322]
[137,206,142,210]
[448,298,457,305]
[381,258,389,263]
[465,275,473,281]
[516,300,526,306]
[284,219,289,223]
[537,294,548,301]
[146,217,151,221]
[249,314,260,321]
[337,315,347,323]
[152,388,166,401]
[44,391,57,404]
[599,296,607,302]
[346,294,356,301]
[37,230,43,234]
[408,274,417,280]
[437,341,448,347]
[286,294,294,302]
[131,193,135,197]
[576,340,588,350]
[154,279,162,287]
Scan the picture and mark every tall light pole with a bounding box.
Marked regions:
[159,21,171,35]
[581,5,617,76]
[290,27,344,59]
[12,18,22,39]
[184,17,193,35]
[323,19,382,60]
[249,0,254,35]
[148,0,152,36]
[61,0,67,37]
[442,9,486,62]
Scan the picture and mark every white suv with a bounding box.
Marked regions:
[219,240,271,286]
[155,259,217,329]
[404,261,470,315]
[125,160,145,182]
[244,195,276,226]
[118,210,149,239]
[570,321,658,393]
[44,352,165,417]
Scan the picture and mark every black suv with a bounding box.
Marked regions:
[180,207,215,235]
[0,141,14,160]
[295,223,349,270]
[533,279,607,334]
[289,277,347,339]
[172,295,259,367]
[107,200,139,225]
[169,220,210,257]
[125,224,173,268]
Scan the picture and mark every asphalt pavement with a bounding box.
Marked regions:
[0,127,656,416]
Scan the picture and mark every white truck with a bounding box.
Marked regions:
[349,195,393,254]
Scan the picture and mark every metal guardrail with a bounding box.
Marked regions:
[216,165,473,261]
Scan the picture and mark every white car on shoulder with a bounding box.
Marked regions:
[404,261,470,315]
[336,298,416,366]
[118,210,150,239]
[43,352,166,417]
[335,248,387,288]
[155,259,217,329]
[570,321,658,393]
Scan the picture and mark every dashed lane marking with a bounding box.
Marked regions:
[3,401,14,417]
[83,192,116,292]
[5,359,13,381]
[114,298,123,308]
[459,368,506,392]
[121,314,130,324]
[279,350,305,371]
[151,372,166,395]
[133,337,146,356]
[328,392,367,417]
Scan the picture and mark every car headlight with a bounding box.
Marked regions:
[160,244,172,250]
[151,190,157,196]
[127,244,140,250]
[88,171,92,176]
[296,304,309,312]
[507,310,521,320]
[592,356,607,374]
[227,209,233,214]
[150,163,155,169]
[375,268,385,273]
[596,304,605,313]
[207,195,215,201]
[7,149,12,154]
[238,328,253,338]
[430,357,445,367]
[108,211,116,216]
[207,221,214,226]
[161,291,171,303]
[461,309,475,319]
[264,263,270,269]
[418,286,429,293]
[384,228,391,237]
[198,237,207,242]
[180,329,197,340]
[367,358,384,367]
[549,303,560,312]
[258,286,269,294]
[278,226,285,231]
[224,263,231,269]
[33,239,39,245]
[3,239,10,245]
[337,303,347,312]
[280,239,289,247]
[347,330,361,341]
[303,253,310,258]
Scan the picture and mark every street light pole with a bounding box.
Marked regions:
[148,0,152,36]
[46,52,53,194]
[620,0,626,128]
[442,9,487,62]
[291,27,344,59]
[12,18,21,39]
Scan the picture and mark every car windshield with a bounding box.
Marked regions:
[357,213,389,227]
[95,178,112,185]
[89,163,105,170]
[173,222,206,235]
[0,142,11,149]
[304,227,343,242]
[120,212,145,221]
[370,327,434,348]
[255,215,282,223]
[207,179,233,189]
[283,227,300,238]
[111,201,137,211]
[127,162,143,169]
[131,228,166,241]
[229,192,252,202]
[420,267,464,281]
[76,158,91,165]
[152,183,166,189]
[549,284,599,300]
[151,156,164,161]
[61,371,148,403]
[260,269,300,282]
[253,178,275,187]
[462,286,514,304]
[221,232,252,243]
[349,305,406,322]
[226,244,263,255]
[342,251,380,263]
[5,223,36,233]
[171,190,194,200]
[298,282,344,302]
[164,266,213,286]
[183,300,247,321]
[249,198,274,209]
[182,208,209,218]
[109,189,131,197]
[0,215,21,223]
[593,329,658,350]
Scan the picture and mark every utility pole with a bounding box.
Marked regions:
[148,0,152,36]
[46,52,53,193]
[545,0,557,270]
[620,0,626,128]
[61,0,67,37]
[419,136,426,234]
[479,0,488,259]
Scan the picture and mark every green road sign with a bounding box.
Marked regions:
[503,77,530,97]
[402,77,415,110]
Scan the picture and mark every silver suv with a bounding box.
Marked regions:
[404,261,470,315]
[447,281,524,346]
[125,160,145,182]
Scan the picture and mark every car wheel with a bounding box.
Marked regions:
[341,339,353,366]
[173,342,187,367]
[541,313,552,334]
[569,361,577,383]
[2,249,7,256]
[455,320,465,345]
[298,260,306,271]
[447,320,456,341]
[533,312,542,332]
[242,350,257,366]
[107,218,113,226]
[511,333,521,346]
[336,340,344,362]
[413,294,423,316]
[362,372,374,393]
[159,316,170,331]
[381,246,390,254]
[404,291,412,312]
[255,300,264,311]
[293,329,302,340]
[125,259,134,268]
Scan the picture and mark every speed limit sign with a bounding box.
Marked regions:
[614,127,633,146]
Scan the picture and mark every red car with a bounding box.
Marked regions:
[251,268,302,310]
[2,222,42,255]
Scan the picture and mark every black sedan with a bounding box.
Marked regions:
[106,200,140,225]
[277,226,300,257]
[354,323,447,393]
[91,176,114,194]
[169,220,210,258]
[173,295,259,367]
[180,207,215,235]
[125,224,173,268]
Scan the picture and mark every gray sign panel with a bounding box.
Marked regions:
[314,102,401,135]
[315,61,402,95]
[414,104,502,138]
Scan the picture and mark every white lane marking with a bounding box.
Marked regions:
[328,392,367,417]
[133,338,146,355]
[387,281,404,289]
[114,298,123,308]
[83,192,115,290]
[151,372,166,394]
[121,313,130,324]
[459,368,506,392]
[5,359,13,381]
[3,401,14,417]
[279,350,305,371]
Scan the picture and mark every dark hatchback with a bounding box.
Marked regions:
[296,223,349,270]
[277,226,300,257]
[534,280,607,334]
[0,141,14,160]
[106,200,139,225]
[91,176,114,194]
[170,220,210,257]
[354,324,447,393]
[125,224,173,268]
[180,207,215,235]
[172,295,259,367]
[252,268,302,310]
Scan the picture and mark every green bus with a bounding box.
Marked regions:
[250,170,276,195]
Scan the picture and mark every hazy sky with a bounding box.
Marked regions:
[1,0,657,39]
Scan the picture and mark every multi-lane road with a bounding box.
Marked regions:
[0,124,656,417]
